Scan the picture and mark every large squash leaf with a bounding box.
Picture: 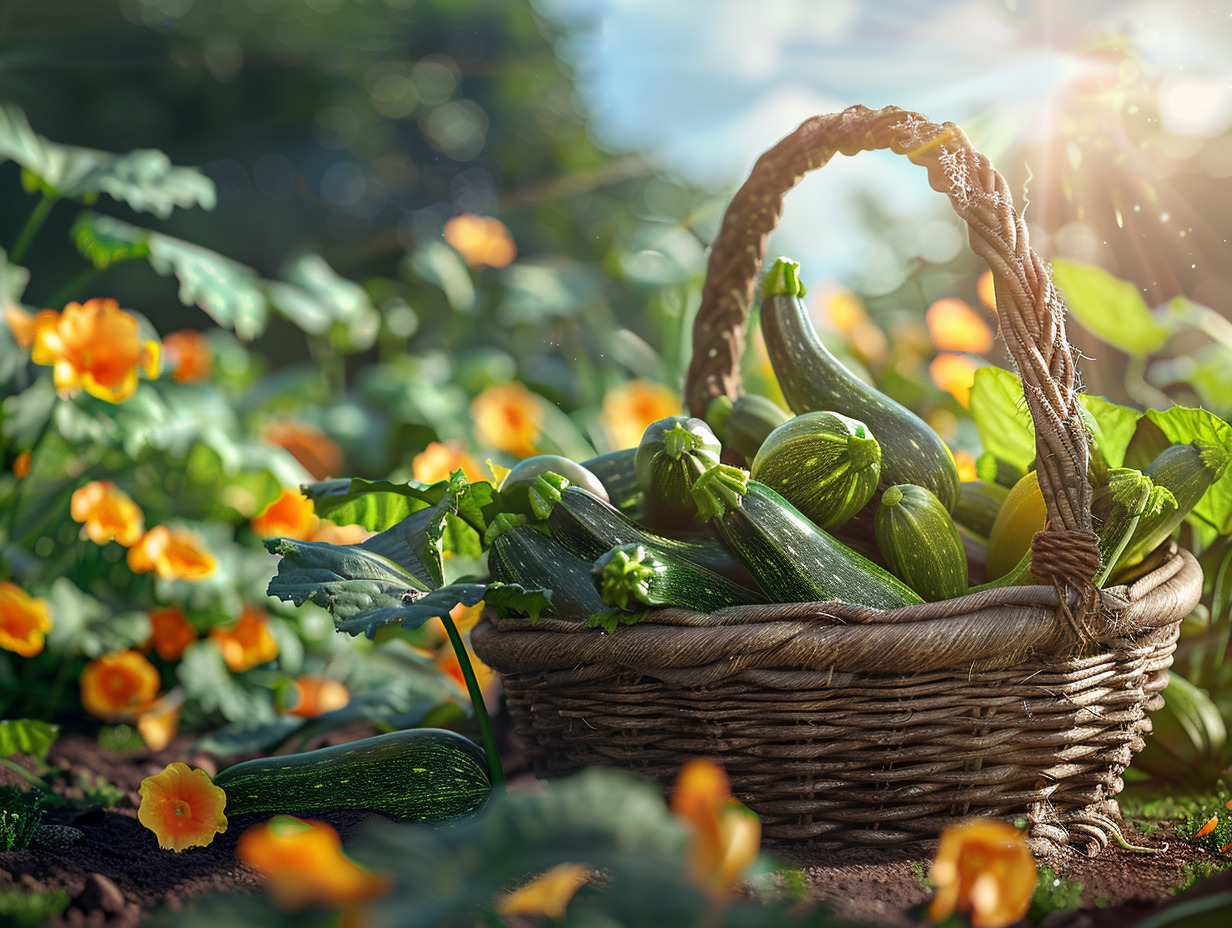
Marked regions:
[1052,259,1171,356]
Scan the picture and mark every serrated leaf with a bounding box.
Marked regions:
[1052,259,1170,356]
[268,254,379,344]
[146,231,268,339]
[71,212,150,269]
[969,366,1034,473]
[0,719,59,760]
[1143,406,1232,533]
[0,102,214,217]
[333,582,489,638]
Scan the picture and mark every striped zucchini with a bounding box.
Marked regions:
[690,464,923,609]
[592,542,767,613]
[213,728,490,821]
[874,484,968,602]
[953,479,1010,541]
[500,455,608,517]
[581,447,643,519]
[488,523,608,618]
[705,393,792,464]
[750,411,881,529]
[759,257,960,512]
[635,416,722,529]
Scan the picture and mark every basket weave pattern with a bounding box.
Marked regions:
[472,105,1204,856]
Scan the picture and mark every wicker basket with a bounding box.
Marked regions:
[471,105,1204,857]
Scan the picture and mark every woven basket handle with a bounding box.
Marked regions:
[684,104,1101,610]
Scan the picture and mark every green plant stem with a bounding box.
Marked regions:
[9,192,59,265]
[439,611,506,792]
[0,757,50,791]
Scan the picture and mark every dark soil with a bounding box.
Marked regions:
[2,734,1230,927]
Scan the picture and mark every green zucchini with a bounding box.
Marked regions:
[874,484,968,602]
[536,480,759,590]
[581,448,643,520]
[593,542,767,613]
[213,728,490,821]
[635,416,722,529]
[690,464,923,609]
[750,411,881,529]
[705,393,792,464]
[759,257,960,512]
[953,480,1010,541]
[488,523,608,617]
[499,455,608,517]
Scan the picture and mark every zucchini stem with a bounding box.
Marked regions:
[439,611,506,793]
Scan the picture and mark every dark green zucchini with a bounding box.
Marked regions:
[690,464,923,609]
[635,416,722,529]
[705,393,792,464]
[953,479,1010,541]
[213,728,490,821]
[499,455,608,517]
[750,411,881,529]
[488,523,608,618]
[759,257,960,512]
[874,484,967,602]
[581,447,643,519]
[593,542,766,613]
[536,481,759,590]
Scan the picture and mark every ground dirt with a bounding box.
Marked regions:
[2,732,1230,927]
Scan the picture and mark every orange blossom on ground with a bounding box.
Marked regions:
[443,214,517,268]
[929,353,981,408]
[472,382,543,459]
[498,863,593,920]
[0,583,52,657]
[161,329,213,382]
[263,420,344,481]
[412,440,486,484]
[926,298,995,354]
[209,605,280,673]
[70,480,145,546]
[147,605,198,661]
[670,759,762,895]
[79,649,161,720]
[126,525,217,580]
[30,298,160,402]
[237,815,391,910]
[138,762,228,851]
[600,379,680,451]
[283,675,350,717]
[928,818,1037,928]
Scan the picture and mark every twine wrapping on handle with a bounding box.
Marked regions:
[684,104,1101,631]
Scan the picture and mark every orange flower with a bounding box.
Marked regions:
[411,441,486,484]
[4,305,60,350]
[1197,816,1219,838]
[953,449,979,483]
[0,583,52,658]
[600,380,681,452]
[135,689,184,751]
[977,269,998,312]
[929,353,981,408]
[209,606,280,673]
[307,520,371,545]
[472,383,543,459]
[443,214,517,269]
[670,759,761,895]
[127,525,217,580]
[820,289,888,365]
[264,420,344,482]
[138,762,227,852]
[147,606,198,661]
[13,450,32,479]
[237,815,391,910]
[498,863,592,920]
[70,480,145,547]
[926,298,994,354]
[80,650,160,719]
[162,329,213,383]
[252,488,318,540]
[928,819,1037,928]
[283,676,350,717]
[31,298,160,402]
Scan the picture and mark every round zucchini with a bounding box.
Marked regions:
[635,416,722,529]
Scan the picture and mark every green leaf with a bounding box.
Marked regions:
[969,366,1034,473]
[1143,407,1232,532]
[177,642,276,723]
[1077,394,1141,469]
[270,254,380,350]
[333,582,489,638]
[0,102,215,217]
[0,248,30,305]
[43,579,150,658]
[307,477,447,532]
[71,212,150,269]
[409,241,475,311]
[0,719,59,761]
[1051,259,1170,356]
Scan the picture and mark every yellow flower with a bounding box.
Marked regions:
[138,762,227,852]
[411,441,486,484]
[498,863,592,920]
[0,583,52,657]
[147,605,198,661]
[929,353,981,408]
[31,298,160,402]
[953,449,979,483]
[283,675,350,717]
[70,480,145,547]
[600,379,681,452]
[4,305,60,350]
[126,525,217,580]
[443,214,517,269]
[263,420,344,482]
[670,759,761,895]
[820,289,887,365]
[80,650,161,720]
[251,487,318,540]
[237,815,391,910]
[928,819,1037,928]
[209,605,280,673]
[472,383,543,459]
[162,329,213,383]
[926,298,994,354]
[135,689,184,751]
